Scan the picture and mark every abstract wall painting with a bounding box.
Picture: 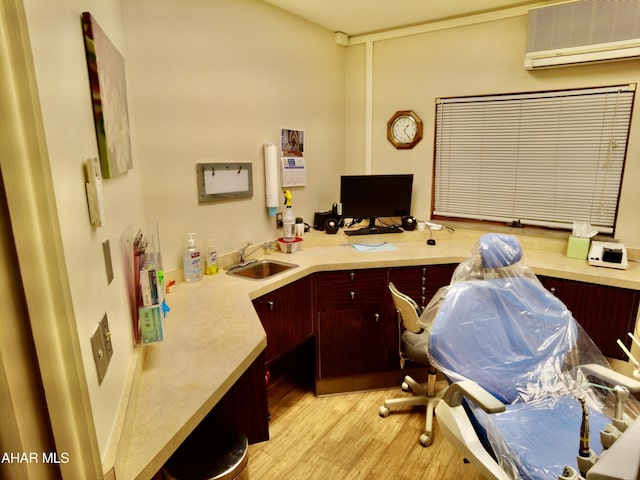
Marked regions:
[81,12,133,178]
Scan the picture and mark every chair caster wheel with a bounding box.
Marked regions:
[419,433,432,447]
[401,382,410,392]
[379,406,390,418]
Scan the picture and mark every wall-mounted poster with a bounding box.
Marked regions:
[81,12,133,178]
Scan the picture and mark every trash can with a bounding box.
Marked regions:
[162,424,249,480]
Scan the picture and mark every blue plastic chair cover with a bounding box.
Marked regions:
[420,233,627,479]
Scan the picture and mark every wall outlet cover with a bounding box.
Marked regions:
[90,313,113,385]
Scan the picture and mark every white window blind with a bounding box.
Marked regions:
[434,85,635,233]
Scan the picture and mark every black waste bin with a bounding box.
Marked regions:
[162,424,248,480]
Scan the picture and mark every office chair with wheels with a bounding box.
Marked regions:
[378,282,446,447]
[420,233,640,479]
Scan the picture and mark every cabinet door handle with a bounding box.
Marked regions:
[421,277,426,286]
[550,287,556,295]
[350,272,355,280]
[350,291,355,300]
[374,313,380,322]
[267,301,274,311]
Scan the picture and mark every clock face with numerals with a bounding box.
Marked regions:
[387,110,423,149]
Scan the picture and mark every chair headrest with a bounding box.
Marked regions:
[478,233,523,268]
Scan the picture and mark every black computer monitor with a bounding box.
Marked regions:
[340,174,413,229]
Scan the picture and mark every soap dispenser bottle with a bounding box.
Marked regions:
[283,189,295,241]
[205,239,218,275]
[183,233,203,282]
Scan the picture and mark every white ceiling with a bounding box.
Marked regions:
[261,0,551,36]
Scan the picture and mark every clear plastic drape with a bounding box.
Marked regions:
[419,234,639,479]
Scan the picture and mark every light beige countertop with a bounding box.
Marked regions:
[114,229,640,480]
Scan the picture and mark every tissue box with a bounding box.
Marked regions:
[566,236,590,260]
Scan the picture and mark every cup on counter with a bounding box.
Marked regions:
[417,221,426,231]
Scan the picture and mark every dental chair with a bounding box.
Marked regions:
[379,282,445,447]
[419,233,640,480]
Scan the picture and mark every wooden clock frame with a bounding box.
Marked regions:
[387,110,423,149]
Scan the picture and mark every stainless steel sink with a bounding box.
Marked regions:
[226,259,297,280]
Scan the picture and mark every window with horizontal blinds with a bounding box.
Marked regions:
[433,85,635,233]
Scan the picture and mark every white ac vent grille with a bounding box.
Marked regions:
[525,0,640,69]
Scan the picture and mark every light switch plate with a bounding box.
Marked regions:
[102,239,114,285]
[90,314,113,385]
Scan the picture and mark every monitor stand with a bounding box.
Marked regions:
[344,217,403,236]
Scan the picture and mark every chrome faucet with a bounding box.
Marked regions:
[238,242,253,264]
[238,241,275,265]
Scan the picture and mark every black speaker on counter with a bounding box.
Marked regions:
[314,211,333,231]
[402,216,417,231]
[324,218,339,234]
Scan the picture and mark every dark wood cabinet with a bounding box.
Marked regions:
[317,307,389,378]
[211,351,269,443]
[538,276,639,360]
[314,265,458,381]
[314,269,390,379]
[388,264,457,308]
[252,276,313,366]
[252,262,637,395]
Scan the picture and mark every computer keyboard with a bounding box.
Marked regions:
[344,225,403,236]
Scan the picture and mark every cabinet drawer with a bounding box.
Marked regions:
[315,269,387,310]
[388,264,457,307]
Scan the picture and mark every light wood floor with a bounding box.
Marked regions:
[248,362,485,480]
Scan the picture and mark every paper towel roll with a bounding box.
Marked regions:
[264,143,279,216]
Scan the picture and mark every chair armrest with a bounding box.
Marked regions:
[581,364,640,393]
[586,416,640,479]
[442,380,505,414]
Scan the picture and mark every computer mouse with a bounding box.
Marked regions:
[427,238,436,246]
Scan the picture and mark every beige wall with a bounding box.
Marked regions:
[22,0,345,459]
[347,14,640,248]
[23,0,145,458]
[124,0,346,272]
[345,43,367,175]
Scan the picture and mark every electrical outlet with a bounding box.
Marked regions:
[90,314,113,385]
[276,212,283,228]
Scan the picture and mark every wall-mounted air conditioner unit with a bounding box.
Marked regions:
[525,0,640,70]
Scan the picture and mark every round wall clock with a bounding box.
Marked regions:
[387,110,423,149]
